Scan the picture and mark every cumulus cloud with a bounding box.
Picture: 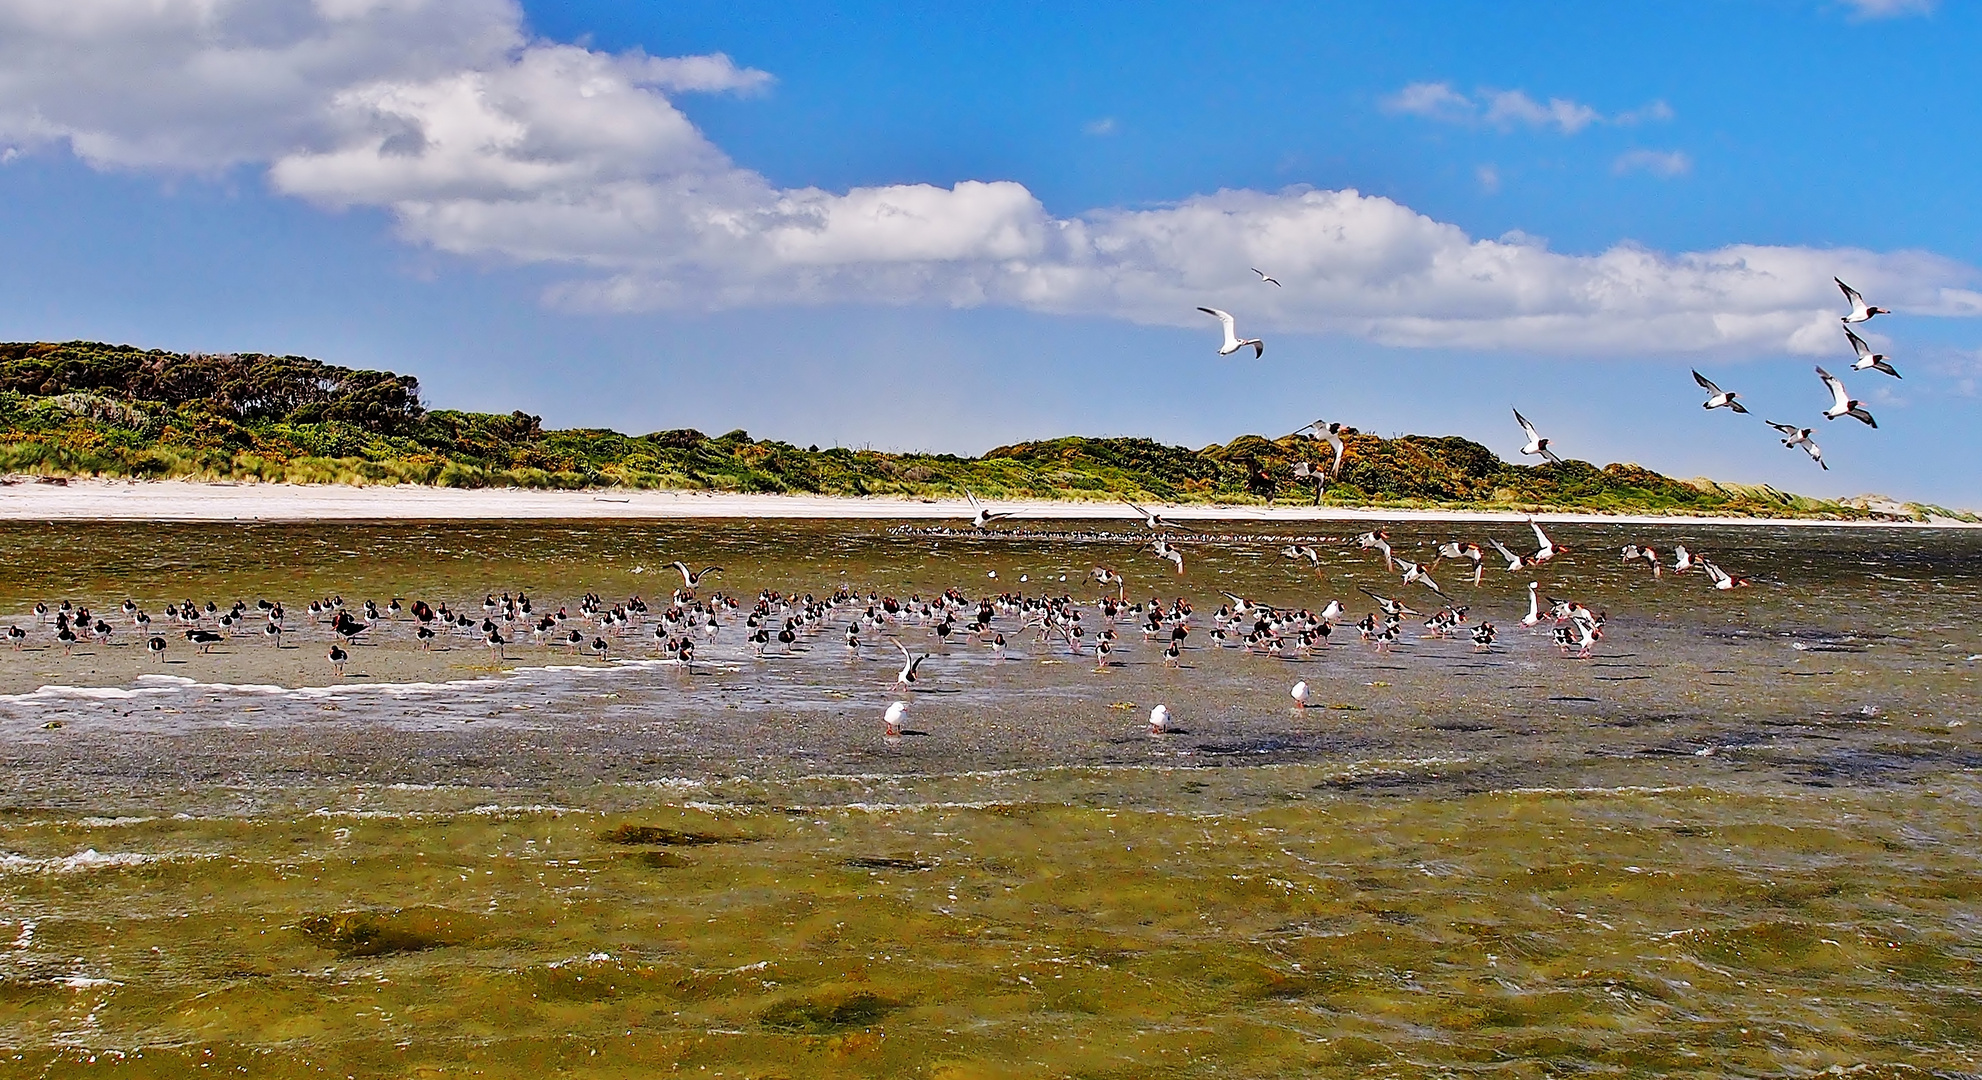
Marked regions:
[1382,81,1669,135]
[1,0,1977,357]
[1613,149,1693,177]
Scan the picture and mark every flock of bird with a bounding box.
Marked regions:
[1202,273,1903,475]
[9,512,1757,739]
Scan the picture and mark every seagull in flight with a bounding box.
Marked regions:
[1835,277,1889,324]
[963,489,1016,529]
[1692,370,1749,413]
[1488,538,1524,573]
[1766,421,1828,470]
[1121,498,1194,532]
[1816,367,1877,427]
[1197,307,1264,358]
[1844,326,1901,379]
[671,562,723,588]
[1513,408,1563,464]
[1251,267,1282,287]
[1289,421,1348,475]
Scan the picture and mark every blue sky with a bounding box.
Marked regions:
[2,0,1979,504]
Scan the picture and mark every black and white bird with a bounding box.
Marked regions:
[146,634,166,661]
[1526,518,1567,565]
[963,489,1016,529]
[671,562,723,588]
[328,644,348,675]
[1766,421,1828,469]
[1816,367,1877,427]
[1835,277,1889,324]
[185,628,224,653]
[1197,307,1264,358]
[1488,538,1524,574]
[1692,370,1749,413]
[1251,267,1282,287]
[1513,408,1563,464]
[1702,559,1751,590]
[1436,541,1485,586]
[1121,498,1193,532]
[892,639,930,688]
[1844,326,1901,379]
[1289,420,1348,476]
[1139,537,1186,575]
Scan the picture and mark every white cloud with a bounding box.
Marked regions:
[1839,0,1935,18]
[1,0,1978,358]
[1613,148,1693,177]
[1382,81,1474,125]
[1475,163,1500,194]
[1083,117,1117,136]
[1482,89,1598,135]
[1383,81,1666,135]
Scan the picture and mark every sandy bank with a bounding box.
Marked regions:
[0,476,1972,527]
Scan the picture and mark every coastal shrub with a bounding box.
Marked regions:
[0,338,1894,517]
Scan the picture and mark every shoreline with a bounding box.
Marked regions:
[1,476,1974,527]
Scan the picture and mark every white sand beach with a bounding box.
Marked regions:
[0,476,1971,526]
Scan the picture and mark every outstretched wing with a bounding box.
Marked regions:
[1512,408,1541,442]
[1835,277,1864,309]
[1816,367,1851,411]
[1765,420,1799,436]
[1197,307,1236,332]
[1844,326,1874,361]
[1692,369,1722,395]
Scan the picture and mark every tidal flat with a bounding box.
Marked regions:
[1,519,1979,1077]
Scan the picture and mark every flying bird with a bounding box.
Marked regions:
[1766,421,1828,470]
[963,489,1016,529]
[1702,559,1752,590]
[1526,518,1568,565]
[1121,498,1194,532]
[1513,408,1563,464]
[1139,538,1186,575]
[1488,538,1524,573]
[1816,367,1877,427]
[1289,421,1348,475]
[1251,267,1282,287]
[1692,370,1749,413]
[671,562,724,588]
[1835,277,1889,324]
[1197,307,1264,358]
[1843,326,1901,379]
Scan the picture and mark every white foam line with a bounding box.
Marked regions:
[0,849,219,874]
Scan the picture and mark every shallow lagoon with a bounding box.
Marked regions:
[1,519,1979,1077]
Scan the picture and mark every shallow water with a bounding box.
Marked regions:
[1,519,1980,1076]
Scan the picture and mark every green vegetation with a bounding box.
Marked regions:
[0,339,1962,519]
